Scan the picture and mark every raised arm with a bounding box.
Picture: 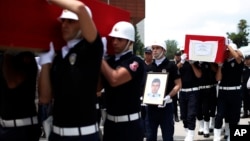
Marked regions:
[49,0,97,43]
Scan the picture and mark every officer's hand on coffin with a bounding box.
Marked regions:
[225,38,233,46]
[101,37,107,58]
[39,42,55,65]
[180,53,187,64]
[217,63,223,67]
[189,60,195,64]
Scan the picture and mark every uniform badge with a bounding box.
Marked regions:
[69,53,77,65]
[129,61,139,71]
[162,69,167,73]
[231,62,235,67]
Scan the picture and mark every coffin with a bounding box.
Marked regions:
[184,34,226,63]
[0,0,130,53]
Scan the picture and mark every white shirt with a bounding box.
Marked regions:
[61,39,81,58]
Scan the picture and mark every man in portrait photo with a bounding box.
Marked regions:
[147,78,162,100]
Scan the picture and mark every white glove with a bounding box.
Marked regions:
[39,42,55,65]
[238,45,250,58]
[225,38,233,46]
[218,63,223,67]
[180,53,187,64]
[101,37,107,58]
[158,95,172,108]
[189,60,195,64]
[43,116,53,139]
[247,76,250,89]
[140,96,147,106]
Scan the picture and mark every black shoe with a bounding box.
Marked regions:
[204,133,210,138]
[198,131,203,135]
[175,116,180,122]
[224,135,228,139]
[209,128,213,133]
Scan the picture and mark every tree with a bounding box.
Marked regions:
[227,19,249,47]
[133,26,144,57]
[165,40,178,59]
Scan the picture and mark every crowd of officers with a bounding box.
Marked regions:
[0,0,250,141]
[142,41,250,141]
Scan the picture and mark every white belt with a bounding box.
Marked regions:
[0,116,38,127]
[107,112,141,123]
[199,85,213,89]
[219,86,241,90]
[181,87,199,92]
[52,123,98,136]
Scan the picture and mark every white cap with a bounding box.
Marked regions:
[58,6,92,21]
[109,21,135,42]
[150,40,167,50]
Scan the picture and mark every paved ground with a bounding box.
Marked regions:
[157,116,249,141]
[39,111,250,141]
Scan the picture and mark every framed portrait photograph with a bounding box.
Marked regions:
[143,72,169,105]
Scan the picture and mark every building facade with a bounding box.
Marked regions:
[99,0,145,24]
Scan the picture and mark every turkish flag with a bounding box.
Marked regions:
[0,0,130,53]
[184,34,226,63]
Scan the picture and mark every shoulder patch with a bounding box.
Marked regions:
[129,61,139,71]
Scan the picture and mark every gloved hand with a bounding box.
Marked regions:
[225,38,233,46]
[218,63,223,67]
[180,53,187,64]
[101,37,107,58]
[39,42,55,65]
[189,60,195,64]
[140,96,147,106]
[247,76,250,89]
[158,95,172,108]
[228,43,237,50]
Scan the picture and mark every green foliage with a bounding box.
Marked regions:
[133,26,144,57]
[165,40,178,59]
[227,19,249,47]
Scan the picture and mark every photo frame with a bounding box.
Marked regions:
[143,72,169,105]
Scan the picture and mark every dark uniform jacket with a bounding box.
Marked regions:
[51,35,103,127]
[0,52,38,120]
[103,52,145,116]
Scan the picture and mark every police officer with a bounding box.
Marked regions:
[213,43,244,141]
[241,55,250,118]
[38,0,103,141]
[144,46,153,70]
[141,46,153,138]
[145,39,181,141]
[177,53,202,141]
[100,21,145,141]
[208,63,218,133]
[171,50,182,122]
[196,61,218,138]
[0,51,41,141]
